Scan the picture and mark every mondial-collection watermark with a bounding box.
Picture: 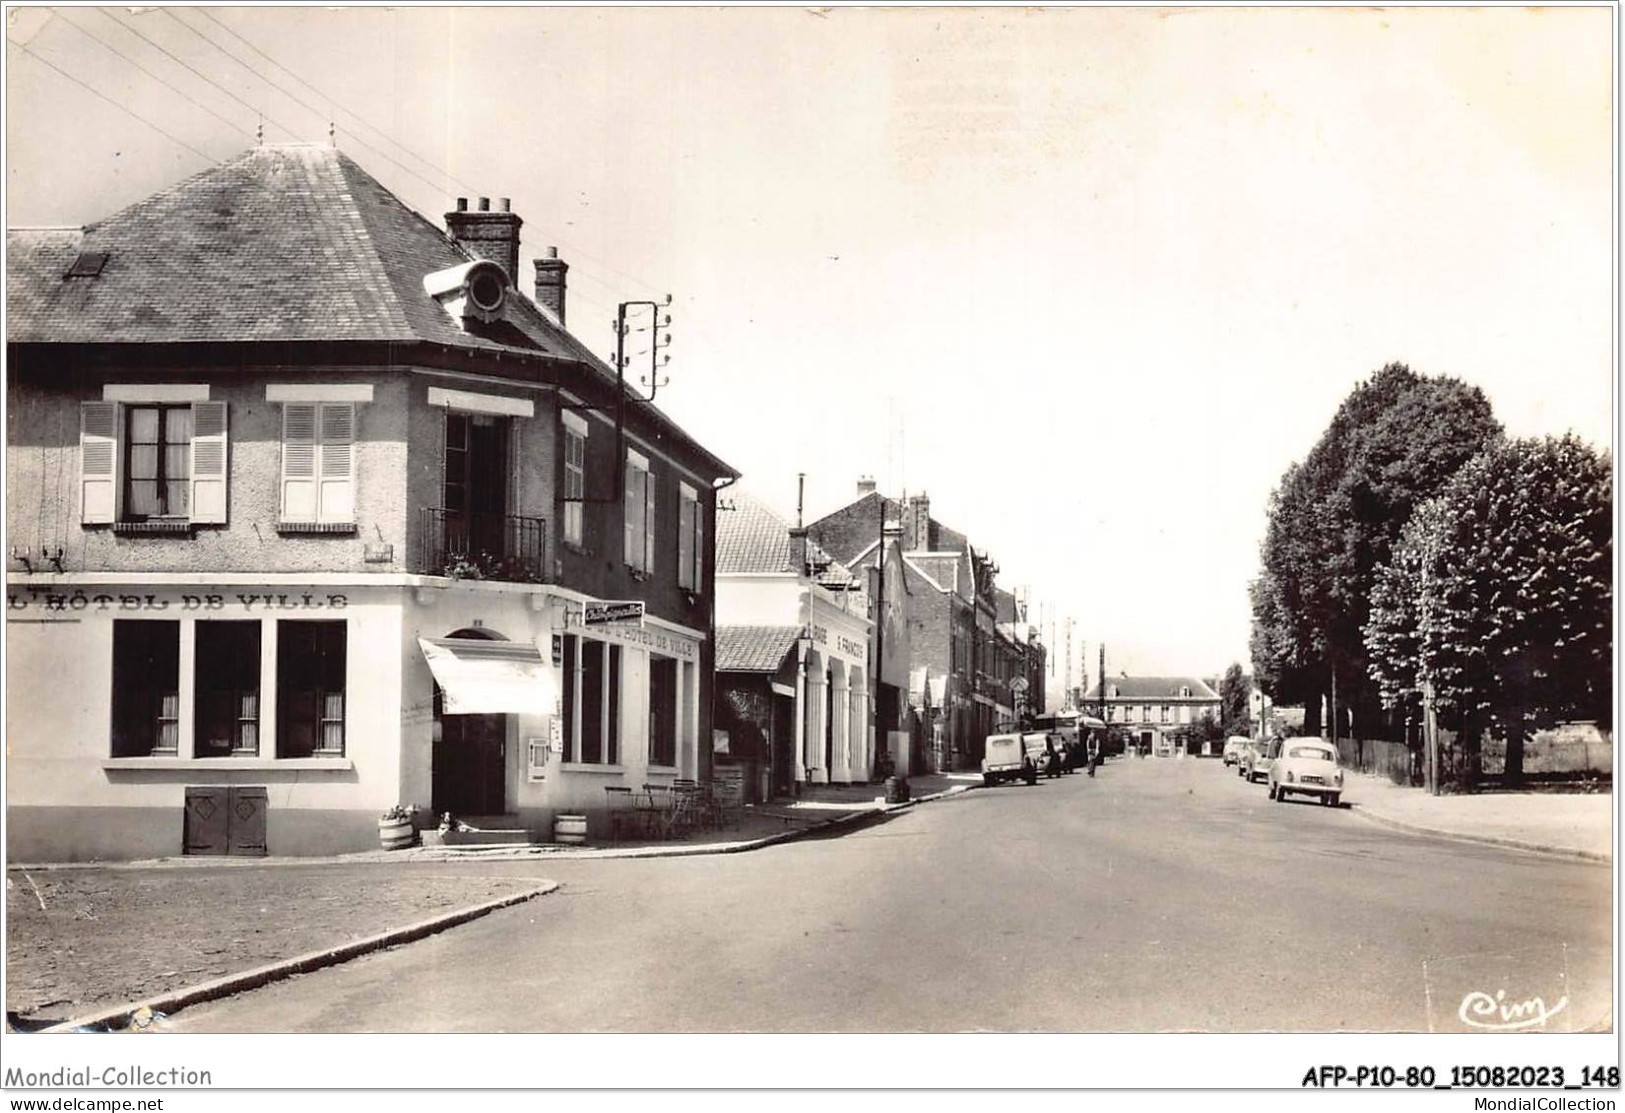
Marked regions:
[3,1067,212,1088]
[1472,1101,1616,1112]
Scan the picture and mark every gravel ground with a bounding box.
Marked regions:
[5,867,536,1023]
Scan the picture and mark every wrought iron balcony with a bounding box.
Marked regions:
[420,507,547,583]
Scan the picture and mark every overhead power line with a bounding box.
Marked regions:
[191,7,455,193]
[7,38,220,166]
[52,9,252,141]
[186,8,672,305]
[97,7,294,141]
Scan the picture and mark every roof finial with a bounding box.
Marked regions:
[256,116,263,146]
[329,120,336,147]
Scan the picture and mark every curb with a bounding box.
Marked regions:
[33,881,559,1033]
[406,783,975,861]
[10,786,980,871]
[1349,804,1611,865]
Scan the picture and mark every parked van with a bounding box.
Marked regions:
[982,732,1039,787]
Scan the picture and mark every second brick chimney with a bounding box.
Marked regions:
[904,492,931,550]
[857,475,877,498]
[533,247,568,326]
[445,196,522,286]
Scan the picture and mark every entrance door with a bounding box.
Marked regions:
[444,413,510,563]
[433,707,507,817]
[772,694,795,797]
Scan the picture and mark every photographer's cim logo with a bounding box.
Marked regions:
[1457,987,1568,1031]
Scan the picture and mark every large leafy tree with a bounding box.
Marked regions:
[1250,364,1502,738]
[1218,662,1251,736]
[1365,435,1612,783]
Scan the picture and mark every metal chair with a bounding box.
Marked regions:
[669,781,703,836]
[643,784,674,838]
[604,785,638,844]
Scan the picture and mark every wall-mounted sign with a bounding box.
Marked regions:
[584,600,644,627]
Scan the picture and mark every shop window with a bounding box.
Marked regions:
[567,636,621,765]
[111,620,180,756]
[649,655,678,767]
[80,400,228,528]
[196,621,261,757]
[278,620,346,757]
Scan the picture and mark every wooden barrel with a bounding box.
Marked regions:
[378,817,416,851]
[554,814,588,845]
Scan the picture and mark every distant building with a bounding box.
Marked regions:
[1084,676,1221,756]
[807,481,1003,771]
[713,492,872,791]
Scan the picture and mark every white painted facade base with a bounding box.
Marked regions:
[6,574,704,861]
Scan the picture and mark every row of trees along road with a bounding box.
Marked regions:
[1249,362,1613,783]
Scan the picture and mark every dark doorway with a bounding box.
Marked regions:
[430,627,510,817]
[824,669,835,774]
[772,693,795,797]
[433,699,507,817]
[444,413,510,561]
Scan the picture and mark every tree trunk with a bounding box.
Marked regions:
[1503,717,1526,787]
[1302,686,1323,737]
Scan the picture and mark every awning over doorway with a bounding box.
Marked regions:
[418,637,556,716]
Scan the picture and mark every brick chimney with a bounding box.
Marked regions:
[445,197,522,286]
[857,475,877,498]
[533,247,568,326]
[905,492,931,550]
[788,526,809,577]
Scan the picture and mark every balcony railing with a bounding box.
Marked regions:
[420,507,547,583]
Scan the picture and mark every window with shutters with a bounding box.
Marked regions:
[624,450,654,575]
[678,482,703,592]
[81,399,228,531]
[563,421,585,548]
[279,402,356,531]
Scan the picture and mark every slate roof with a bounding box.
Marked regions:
[1084,677,1221,701]
[8,145,587,355]
[716,491,842,577]
[7,144,736,478]
[715,625,803,673]
[716,492,795,574]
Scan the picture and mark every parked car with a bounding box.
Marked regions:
[1242,737,1281,783]
[1222,736,1250,767]
[1269,738,1344,805]
[982,732,1039,787]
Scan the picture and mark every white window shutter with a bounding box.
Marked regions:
[189,401,229,524]
[281,403,318,521]
[80,401,120,524]
[644,469,656,573]
[678,492,694,589]
[693,507,704,591]
[624,466,637,566]
[317,403,355,522]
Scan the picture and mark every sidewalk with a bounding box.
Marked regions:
[6,772,977,1028]
[1348,772,1613,862]
[11,772,980,870]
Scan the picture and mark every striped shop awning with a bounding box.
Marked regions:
[418,637,556,716]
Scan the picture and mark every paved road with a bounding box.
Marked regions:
[163,759,1611,1032]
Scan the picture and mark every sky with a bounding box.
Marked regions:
[5,5,1615,691]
